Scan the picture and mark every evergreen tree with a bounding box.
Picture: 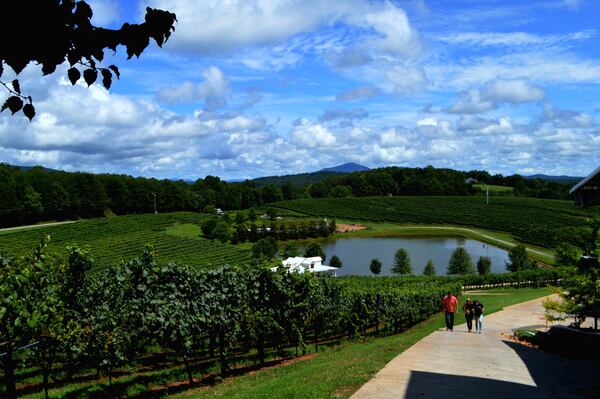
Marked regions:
[370,258,382,275]
[304,242,326,262]
[329,255,342,268]
[391,248,412,275]
[447,247,474,274]
[423,259,436,275]
[506,243,534,272]
[476,256,492,275]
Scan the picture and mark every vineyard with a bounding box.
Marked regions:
[268,196,596,248]
[0,212,252,270]
[1,243,461,398]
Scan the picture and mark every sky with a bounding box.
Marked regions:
[1,0,600,180]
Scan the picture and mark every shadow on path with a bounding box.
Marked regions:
[405,340,600,399]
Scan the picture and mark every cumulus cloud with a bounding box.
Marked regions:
[447,78,545,114]
[541,103,594,128]
[157,67,230,108]
[290,120,337,148]
[147,0,419,57]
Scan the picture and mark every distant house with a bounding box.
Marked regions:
[570,167,600,207]
[271,256,339,276]
[216,208,224,215]
[465,177,478,184]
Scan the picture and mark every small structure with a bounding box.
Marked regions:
[570,166,600,207]
[271,256,339,276]
[216,208,225,215]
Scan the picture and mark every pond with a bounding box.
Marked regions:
[311,236,509,276]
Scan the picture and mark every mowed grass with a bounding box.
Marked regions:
[169,287,552,399]
[0,213,252,270]
[473,183,514,192]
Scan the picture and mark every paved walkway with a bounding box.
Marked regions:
[0,220,76,233]
[351,296,600,399]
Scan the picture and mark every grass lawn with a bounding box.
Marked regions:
[170,287,552,399]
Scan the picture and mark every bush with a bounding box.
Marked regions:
[477,256,491,275]
[392,248,412,275]
[423,259,436,275]
[370,258,382,275]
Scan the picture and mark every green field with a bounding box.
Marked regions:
[269,196,596,249]
[0,212,252,270]
[473,183,514,192]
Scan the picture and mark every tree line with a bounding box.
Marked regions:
[0,163,574,228]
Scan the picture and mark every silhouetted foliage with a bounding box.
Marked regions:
[0,1,176,120]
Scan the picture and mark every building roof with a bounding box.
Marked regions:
[271,256,339,274]
[570,166,600,194]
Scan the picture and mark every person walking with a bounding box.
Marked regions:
[463,298,474,332]
[442,291,459,331]
[473,300,484,333]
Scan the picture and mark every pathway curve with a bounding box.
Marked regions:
[0,220,76,233]
[351,295,600,399]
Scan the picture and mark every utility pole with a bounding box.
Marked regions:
[152,192,157,214]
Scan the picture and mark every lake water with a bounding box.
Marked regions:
[313,237,509,276]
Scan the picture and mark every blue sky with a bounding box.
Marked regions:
[1,0,599,179]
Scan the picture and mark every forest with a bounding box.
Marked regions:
[0,163,575,227]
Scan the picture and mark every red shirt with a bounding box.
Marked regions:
[443,295,458,313]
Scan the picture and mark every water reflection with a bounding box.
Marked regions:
[311,237,509,276]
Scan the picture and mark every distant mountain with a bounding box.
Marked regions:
[525,174,583,183]
[319,163,370,173]
[9,164,59,173]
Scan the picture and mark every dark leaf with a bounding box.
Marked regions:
[74,1,93,24]
[68,68,81,85]
[11,80,20,95]
[108,65,120,79]
[42,63,57,75]
[67,51,81,67]
[83,69,97,86]
[23,104,35,121]
[1,96,24,115]
[101,70,112,90]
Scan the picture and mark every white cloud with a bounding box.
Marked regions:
[435,30,595,48]
[157,67,230,107]
[447,78,545,114]
[290,119,337,148]
[148,0,419,58]
[88,0,121,25]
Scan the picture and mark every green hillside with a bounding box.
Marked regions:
[268,196,596,248]
[0,212,252,270]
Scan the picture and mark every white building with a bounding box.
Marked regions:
[271,256,339,276]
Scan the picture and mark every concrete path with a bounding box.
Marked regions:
[351,296,600,399]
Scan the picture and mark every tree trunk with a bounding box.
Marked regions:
[257,335,265,366]
[43,364,52,399]
[4,347,17,399]
[314,324,319,352]
[183,354,194,385]
[209,332,216,358]
[218,329,227,376]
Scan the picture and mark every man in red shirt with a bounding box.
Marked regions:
[442,291,458,331]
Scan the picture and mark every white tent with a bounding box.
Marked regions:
[271,256,338,276]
